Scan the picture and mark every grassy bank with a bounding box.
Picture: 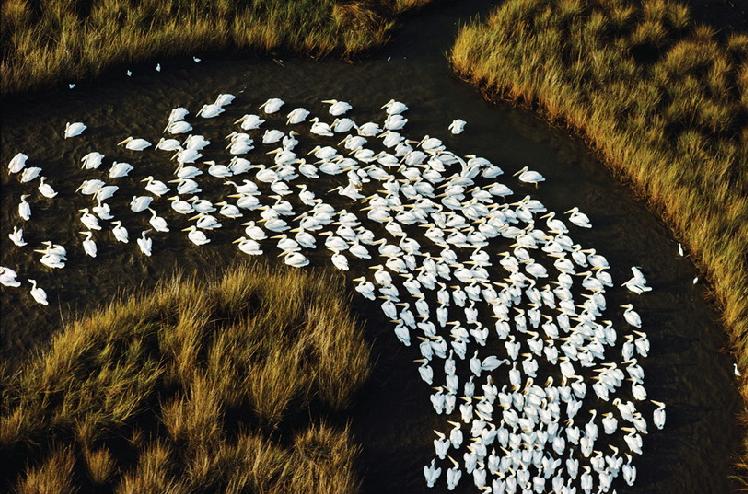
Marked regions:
[0,263,369,492]
[451,0,748,479]
[0,0,430,96]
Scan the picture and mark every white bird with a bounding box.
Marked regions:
[566,207,592,228]
[28,279,49,305]
[322,99,353,116]
[8,153,28,174]
[37,177,57,198]
[109,161,133,179]
[183,225,210,246]
[80,152,105,169]
[118,137,152,151]
[286,108,310,124]
[147,208,169,232]
[130,195,153,213]
[18,194,31,221]
[20,166,41,183]
[448,119,466,134]
[0,267,21,287]
[513,165,545,186]
[8,226,27,247]
[196,104,224,118]
[64,121,86,138]
[111,221,129,243]
[137,230,153,256]
[80,231,98,258]
[260,97,285,114]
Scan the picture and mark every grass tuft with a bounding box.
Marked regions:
[0,263,369,492]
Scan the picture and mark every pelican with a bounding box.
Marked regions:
[36,177,57,198]
[448,119,466,134]
[235,114,265,130]
[196,103,224,118]
[17,195,31,221]
[64,121,86,138]
[28,279,49,305]
[322,99,352,116]
[109,161,133,179]
[8,153,28,174]
[111,221,129,243]
[183,225,210,246]
[259,97,284,114]
[118,137,152,151]
[142,176,169,196]
[130,195,153,213]
[0,267,21,287]
[8,226,27,247]
[566,207,591,228]
[20,166,41,183]
[513,165,545,186]
[381,99,408,115]
[147,208,169,232]
[137,230,153,256]
[79,231,97,258]
[286,108,310,124]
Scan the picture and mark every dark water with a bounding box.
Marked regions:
[0,1,741,493]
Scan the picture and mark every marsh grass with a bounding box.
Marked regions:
[0,0,432,96]
[451,0,748,477]
[0,263,369,492]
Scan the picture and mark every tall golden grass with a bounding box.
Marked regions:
[451,0,748,480]
[0,0,431,96]
[0,263,369,492]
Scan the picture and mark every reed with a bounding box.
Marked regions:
[0,0,428,96]
[0,263,369,492]
[451,0,748,477]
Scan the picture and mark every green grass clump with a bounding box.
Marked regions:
[451,0,747,479]
[0,0,430,96]
[0,263,369,493]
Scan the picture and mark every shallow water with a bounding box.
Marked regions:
[0,1,741,492]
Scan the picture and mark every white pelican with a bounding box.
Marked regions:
[130,195,153,213]
[513,165,545,186]
[165,120,192,134]
[80,231,97,258]
[183,225,210,246]
[286,108,310,124]
[8,153,28,174]
[0,267,21,287]
[196,104,224,118]
[8,226,27,247]
[259,97,284,113]
[17,194,30,221]
[137,230,153,256]
[381,99,408,115]
[109,161,133,179]
[448,119,466,134]
[64,121,86,138]
[28,279,49,305]
[235,114,265,130]
[118,137,152,151]
[322,99,352,116]
[36,177,57,198]
[111,221,129,243]
[142,176,169,196]
[566,207,592,228]
[147,208,169,232]
[20,166,41,183]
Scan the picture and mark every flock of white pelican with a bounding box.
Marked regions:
[2,93,666,493]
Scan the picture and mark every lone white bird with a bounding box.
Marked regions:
[448,119,466,134]
[64,121,86,138]
[513,165,545,186]
[28,279,49,306]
